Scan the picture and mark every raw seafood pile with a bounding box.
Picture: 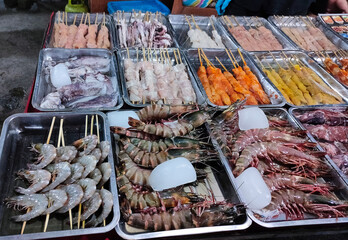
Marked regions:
[116,11,172,48]
[51,12,110,49]
[256,53,343,106]
[111,105,246,231]
[197,49,270,106]
[294,108,348,176]
[5,117,113,231]
[222,16,282,51]
[209,103,348,221]
[314,51,348,87]
[39,55,117,109]
[123,48,196,104]
[185,16,224,48]
[275,16,337,51]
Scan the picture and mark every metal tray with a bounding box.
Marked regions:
[184,49,285,108]
[112,11,178,49]
[289,106,348,186]
[0,112,119,239]
[318,14,348,42]
[210,107,348,228]
[112,119,252,239]
[32,48,123,112]
[250,51,348,107]
[218,16,297,52]
[307,51,348,90]
[44,12,115,50]
[268,16,348,51]
[117,48,206,108]
[168,14,237,50]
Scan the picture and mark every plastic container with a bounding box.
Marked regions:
[107,0,170,15]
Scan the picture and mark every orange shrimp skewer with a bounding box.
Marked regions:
[207,66,231,105]
[197,49,214,102]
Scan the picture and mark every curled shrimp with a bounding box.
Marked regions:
[57,184,84,213]
[43,189,68,214]
[75,155,98,179]
[73,135,98,156]
[90,148,102,162]
[64,163,84,184]
[86,189,113,227]
[42,162,71,192]
[28,144,57,170]
[78,178,97,203]
[99,140,110,163]
[55,146,77,163]
[16,169,51,194]
[72,192,102,223]
[6,194,48,222]
[98,162,111,188]
[88,168,102,184]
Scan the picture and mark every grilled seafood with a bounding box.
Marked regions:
[136,104,196,122]
[16,169,51,194]
[42,162,71,192]
[28,144,57,170]
[73,135,98,156]
[255,189,348,220]
[6,194,48,222]
[128,110,210,138]
[43,189,68,215]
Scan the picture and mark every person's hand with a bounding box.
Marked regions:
[215,0,232,15]
[327,0,348,13]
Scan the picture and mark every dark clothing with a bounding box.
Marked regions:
[224,0,328,18]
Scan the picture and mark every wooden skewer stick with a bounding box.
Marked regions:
[225,48,237,69]
[269,52,283,69]
[198,48,203,67]
[84,12,88,25]
[229,49,240,67]
[21,117,56,235]
[237,48,247,66]
[191,15,200,29]
[184,15,192,30]
[232,16,240,26]
[80,13,84,25]
[166,49,171,65]
[225,16,235,29]
[73,14,77,25]
[254,55,266,69]
[200,49,215,67]
[88,13,91,26]
[215,57,229,72]
[210,17,216,31]
[103,12,106,27]
[95,13,98,25]
[177,49,182,64]
[173,49,178,65]
[65,11,68,25]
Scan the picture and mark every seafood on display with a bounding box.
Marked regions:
[293,107,348,176]
[197,49,270,106]
[111,104,246,231]
[5,116,113,231]
[185,15,225,49]
[274,16,337,51]
[313,51,348,88]
[115,11,173,48]
[51,12,110,49]
[39,55,117,109]
[209,103,348,220]
[123,48,196,104]
[255,52,344,106]
[222,16,283,51]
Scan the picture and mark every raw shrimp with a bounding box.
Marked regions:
[88,168,102,184]
[76,155,98,178]
[128,110,210,138]
[99,141,110,163]
[6,194,48,222]
[55,146,77,163]
[73,135,98,156]
[28,144,57,170]
[78,178,97,203]
[110,126,159,140]
[72,192,102,223]
[57,184,84,213]
[136,104,196,122]
[64,163,84,184]
[90,148,102,162]
[233,142,328,177]
[118,151,151,187]
[98,162,111,187]
[93,189,113,226]
[43,189,68,214]
[16,169,51,194]
[42,162,71,192]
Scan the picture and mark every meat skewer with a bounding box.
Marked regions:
[73,13,88,49]
[65,15,78,49]
[97,13,110,49]
[86,13,98,48]
[57,12,69,48]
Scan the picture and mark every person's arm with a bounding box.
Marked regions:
[327,0,348,13]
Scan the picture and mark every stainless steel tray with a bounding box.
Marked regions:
[44,12,115,50]
[318,14,348,42]
[168,14,237,50]
[218,16,297,51]
[0,112,119,239]
[184,49,285,108]
[268,16,348,51]
[250,51,348,107]
[112,11,178,49]
[307,51,348,90]
[289,106,348,186]
[112,119,252,239]
[117,48,206,108]
[210,107,348,228]
[32,48,123,111]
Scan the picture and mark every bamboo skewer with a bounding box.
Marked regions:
[237,49,246,66]
[215,57,229,72]
[229,50,240,67]
[225,49,237,69]
[191,15,200,30]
